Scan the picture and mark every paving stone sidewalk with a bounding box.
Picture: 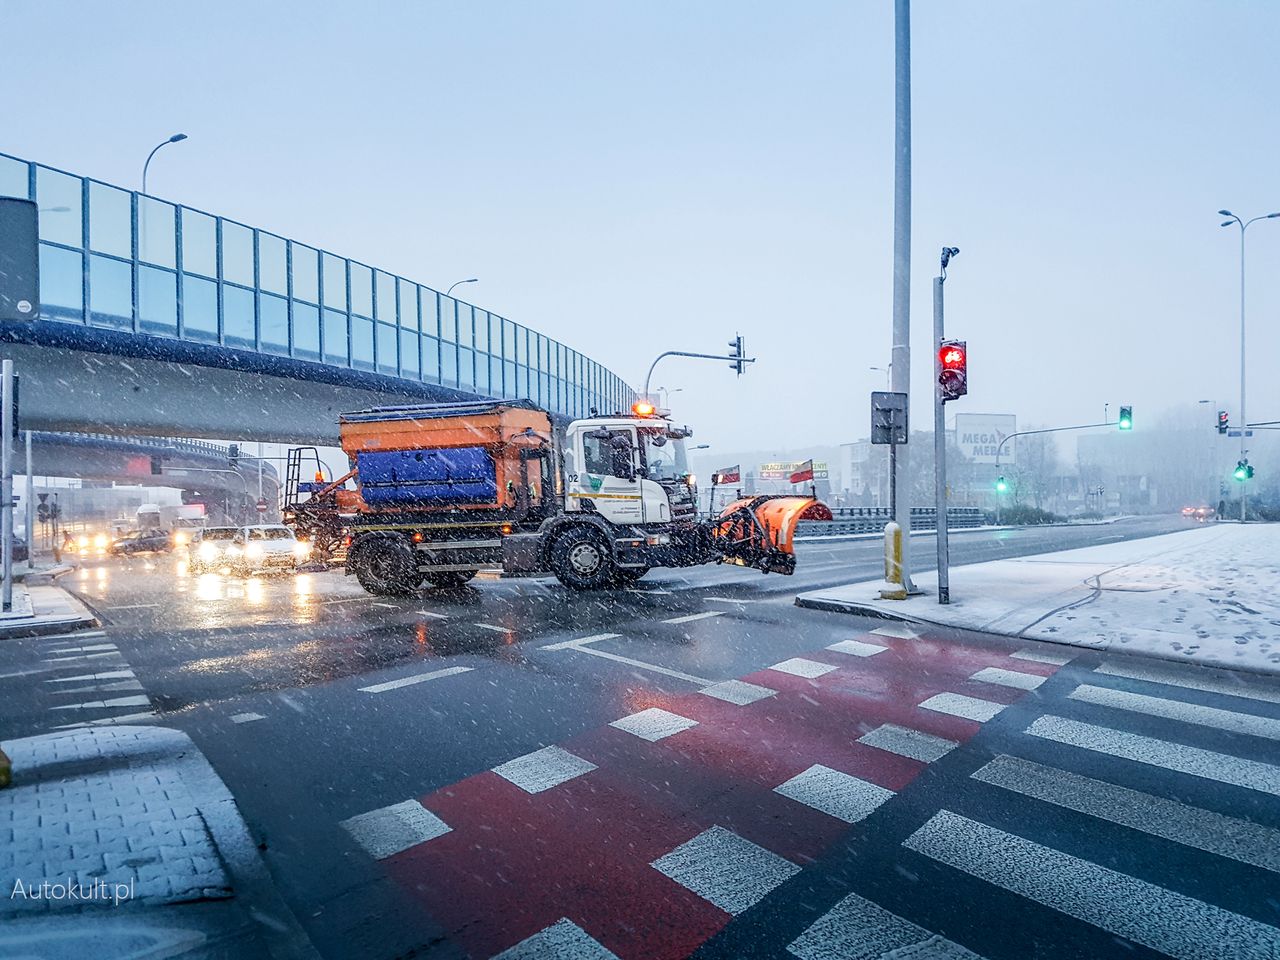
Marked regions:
[0,725,316,960]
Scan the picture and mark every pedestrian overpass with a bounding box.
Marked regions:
[0,151,633,444]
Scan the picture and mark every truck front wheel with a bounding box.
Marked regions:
[349,535,422,595]
[551,527,616,590]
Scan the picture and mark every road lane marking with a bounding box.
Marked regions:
[970,666,1046,691]
[662,611,724,625]
[610,707,698,742]
[494,918,620,960]
[53,710,158,729]
[774,764,895,823]
[627,587,672,595]
[103,603,159,610]
[1069,684,1280,741]
[699,679,777,706]
[372,602,398,609]
[472,622,512,634]
[704,596,758,604]
[541,633,621,652]
[46,669,134,683]
[788,891,986,960]
[857,724,958,763]
[651,826,800,916]
[231,712,266,724]
[1095,660,1280,705]
[55,680,144,695]
[492,745,597,794]
[341,799,451,860]
[904,810,1280,960]
[827,639,888,657]
[416,610,449,619]
[770,657,839,679]
[1026,715,1280,797]
[322,596,375,604]
[50,694,152,711]
[45,643,118,655]
[870,624,921,640]
[41,651,121,664]
[972,754,1280,874]
[1011,648,1073,666]
[359,666,474,694]
[38,630,106,642]
[919,693,1006,723]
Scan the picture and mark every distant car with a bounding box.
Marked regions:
[1181,506,1195,516]
[227,524,311,575]
[187,526,242,573]
[5,535,29,564]
[109,529,173,556]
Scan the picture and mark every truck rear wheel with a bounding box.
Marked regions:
[349,535,422,595]
[424,570,477,588]
[551,527,616,590]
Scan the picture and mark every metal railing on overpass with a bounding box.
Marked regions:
[0,151,633,421]
[797,507,987,538]
[37,432,278,483]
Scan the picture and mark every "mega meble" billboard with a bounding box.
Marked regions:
[953,414,1016,464]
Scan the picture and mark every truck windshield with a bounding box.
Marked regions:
[640,428,689,481]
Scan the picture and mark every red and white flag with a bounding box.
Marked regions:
[789,459,814,484]
[713,465,741,484]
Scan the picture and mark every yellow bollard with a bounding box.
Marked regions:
[880,521,908,600]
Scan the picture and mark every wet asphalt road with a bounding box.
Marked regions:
[9,515,1277,959]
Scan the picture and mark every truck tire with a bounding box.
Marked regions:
[551,526,616,590]
[424,570,477,588]
[350,535,422,595]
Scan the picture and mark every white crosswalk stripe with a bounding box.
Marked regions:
[904,810,1280,960]
[1095,660,1280,705]
[972,754,1280,874]
[788,891,985,959]
[1027,715,1280,797]
[1068,683,1280,741]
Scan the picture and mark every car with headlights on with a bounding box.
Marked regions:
[188,526,242,573]
[228,524,311,575]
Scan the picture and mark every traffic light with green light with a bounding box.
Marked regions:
[1118,405,1132,430]
[995,476,1008,493]
[1234,460,1254,482]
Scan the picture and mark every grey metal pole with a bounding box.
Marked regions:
[24,431,34,567]
[2,360,13,611]
[1239,226,1247,522]
[933,276,949,603]
[891,0,914,591]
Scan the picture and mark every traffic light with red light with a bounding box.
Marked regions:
[938,340,967,401]
[1218,410,1229,434]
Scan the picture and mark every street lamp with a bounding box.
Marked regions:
[142,134,188,196]
[869,366,892,390]
[446,278,478,297]
[1218,209,1280,521]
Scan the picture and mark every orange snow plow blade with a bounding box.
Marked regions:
[710,495,832,575]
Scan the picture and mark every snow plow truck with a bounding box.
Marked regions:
[282,399,830,594]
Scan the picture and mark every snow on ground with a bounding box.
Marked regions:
[797,524,1280,675]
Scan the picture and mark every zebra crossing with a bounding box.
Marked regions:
[0,628,159,734]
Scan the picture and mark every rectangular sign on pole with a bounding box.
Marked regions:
[953,413,1016,464]
[0,198,40,322]
[871,391,908,445]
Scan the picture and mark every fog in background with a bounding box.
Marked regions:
[3,0,1277,458]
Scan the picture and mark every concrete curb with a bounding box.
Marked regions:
[793,594,918,622]
[0,586,99,640]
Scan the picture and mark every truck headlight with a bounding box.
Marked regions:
[94,533,108,550]
[246,543,263,558]
[198,542,219,561]
[293,541,311,559]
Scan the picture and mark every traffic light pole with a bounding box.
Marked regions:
[2,360,13,612]
[24,430,33,565]
[993,420,1118,520]
[933,275,949,604]
[642,346,756,401]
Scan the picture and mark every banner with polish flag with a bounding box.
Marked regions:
[713,465,740,484]
[788,459,815,484]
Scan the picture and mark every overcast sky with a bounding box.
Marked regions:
[3,1,1278,453]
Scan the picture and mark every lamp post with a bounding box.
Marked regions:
[142,134,188,196]
[446,278,478,298]
[1218,209,1279,522]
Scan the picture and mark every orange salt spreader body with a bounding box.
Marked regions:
[710,495,833,575]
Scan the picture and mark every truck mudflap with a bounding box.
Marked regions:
[709,495,832,574]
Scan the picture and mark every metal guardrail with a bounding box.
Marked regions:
[797,508,986,538]
[48,432,279,483]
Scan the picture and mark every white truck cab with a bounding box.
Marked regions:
[562,409,695,528]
